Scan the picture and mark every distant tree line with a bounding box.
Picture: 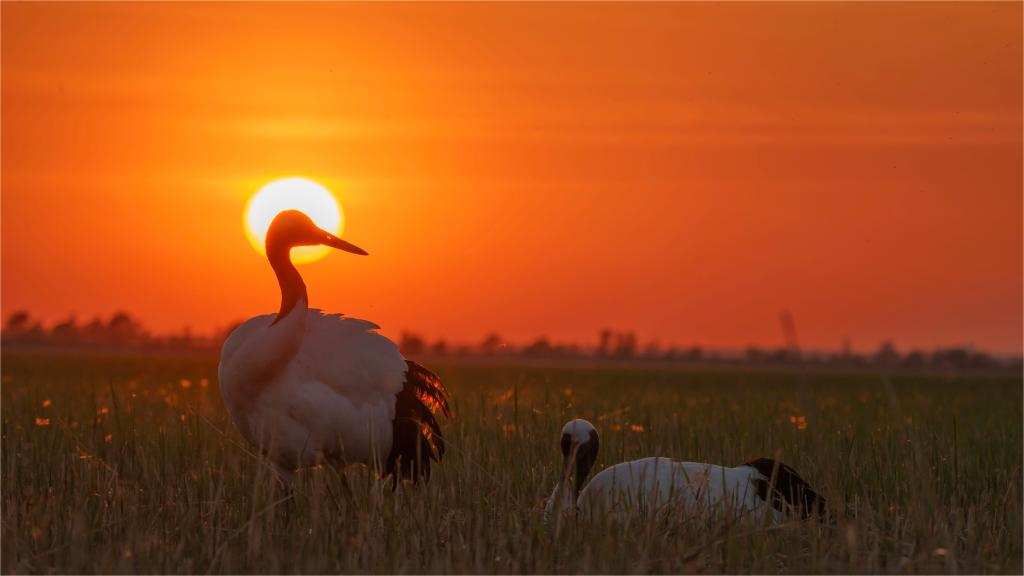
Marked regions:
[0,310,229,351]
[398,329,1020,374]
[2,310,1019,374]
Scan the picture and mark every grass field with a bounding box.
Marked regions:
[1,352,1021,574]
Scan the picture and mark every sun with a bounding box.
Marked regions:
[244,177,344,264]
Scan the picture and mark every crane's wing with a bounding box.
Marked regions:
[220,314,275,369]
[298,310,409,400]
[741,458,827,519]
[298,310,451,483]
[386,360,451,484]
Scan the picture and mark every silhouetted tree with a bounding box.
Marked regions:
[108,311,145,343]
[479,333,503,355]
[2,310,45,345]
[399,332,426,356]
[51,316,79,343]
[613,332,637,358]
[931,346,998,371]
[429,339,448,356]
[874,340,900,366]
[81,317,106,343]
[3,310,31,334]
[524,337,553,357]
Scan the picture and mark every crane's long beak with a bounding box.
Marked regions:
[322,231,368,256]
[561,442,580,481]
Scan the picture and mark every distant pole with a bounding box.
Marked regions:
[780,309,816,431]
[779,309,800,360]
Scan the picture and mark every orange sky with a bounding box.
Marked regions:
[2,2,1021,354]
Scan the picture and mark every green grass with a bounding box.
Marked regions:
[1,352,1021,574]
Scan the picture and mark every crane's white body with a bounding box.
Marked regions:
[544,414,823,522]
[218,298,407,479]
[570,457,780,521]
[545,420,788,523]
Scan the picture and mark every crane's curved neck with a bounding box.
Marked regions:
[267,244,308,323]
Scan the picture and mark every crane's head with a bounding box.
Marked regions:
[544,418,600,526]
[265,209,368,257]
[559,418,600,497]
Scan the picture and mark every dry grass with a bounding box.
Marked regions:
[1,353,1021,574]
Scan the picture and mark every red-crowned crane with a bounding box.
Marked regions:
[218,210,450,486]
[545,419,826,523]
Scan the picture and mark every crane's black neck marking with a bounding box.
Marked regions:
[267,244,308,324]
[562,430,600,499]
[575,430,599,498]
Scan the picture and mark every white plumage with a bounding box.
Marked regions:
[218,210,449,485]
[576,457,779,521]
[546,419,825,523]
[220,307,406,479]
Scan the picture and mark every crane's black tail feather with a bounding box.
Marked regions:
[385,361,451,486]
[744,457,828,520]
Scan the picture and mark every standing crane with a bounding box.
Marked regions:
[218,210,450,486]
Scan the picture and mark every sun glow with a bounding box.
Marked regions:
[244,178,344,264]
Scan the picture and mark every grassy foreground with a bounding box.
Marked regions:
[1,352,1021,574]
